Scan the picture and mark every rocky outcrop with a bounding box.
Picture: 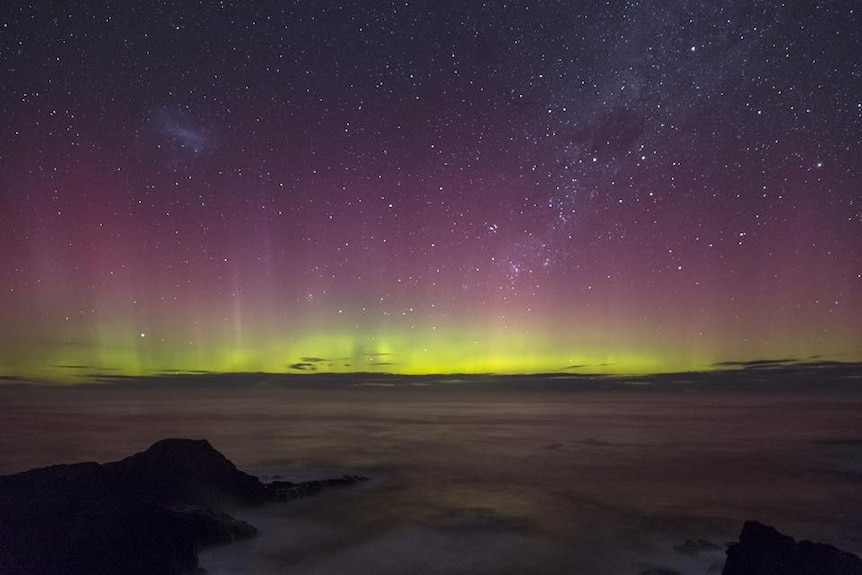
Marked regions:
[105,438,270,507]
[268,474,368,501]
[0,438,367,575]
[723,520,862,575]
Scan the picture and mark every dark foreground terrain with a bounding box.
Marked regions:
[723,521,862,575]
[0,438,365,574]
[0,434,860,574]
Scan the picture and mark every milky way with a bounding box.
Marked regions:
[1,2,859,382]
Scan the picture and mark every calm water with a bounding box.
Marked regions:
[0,385,860,574]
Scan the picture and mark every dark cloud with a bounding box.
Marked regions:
[9,362,854,393]
[571,107,644,162]
[0,375,40,385]
[711,358,798,369]
[289,363,318,371]
[50,364,97,370]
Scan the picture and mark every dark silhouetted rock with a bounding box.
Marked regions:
[0,439,263,575]
[0,438,367,575]
[723,520,862,575]
[170,504,259,546]
[105,438,270,507]
[267,473,369,501]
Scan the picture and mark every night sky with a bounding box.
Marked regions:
[1,1,860,382]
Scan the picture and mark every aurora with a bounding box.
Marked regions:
[0,2,859,385]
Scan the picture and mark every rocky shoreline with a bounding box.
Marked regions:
[722,520,862,575]
[1,438,859,575]
[0,438,366,574]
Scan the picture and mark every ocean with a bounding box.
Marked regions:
[0,383,859,574]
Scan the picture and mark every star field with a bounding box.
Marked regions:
[1,1,860,381]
